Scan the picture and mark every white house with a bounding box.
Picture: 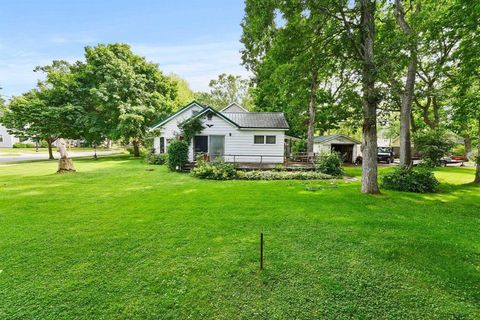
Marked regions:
[0,123,19,148]
[151,101,289,163]
[313,134,361,163]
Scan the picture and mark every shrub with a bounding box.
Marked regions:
[191,160,237,180]
[167,139,189,171]
[381,167,439,193]
[13,142,35,148]
[414,129,454,166]
[126,147,135,155]
[292,139,307,154]
[145,153,167,165]
[315,152,343,176]
[237,170,332,180]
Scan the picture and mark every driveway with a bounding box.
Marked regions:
[0,150,123,163]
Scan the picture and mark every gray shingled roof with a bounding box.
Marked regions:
[222,112,289,129]
[314,134,361,144]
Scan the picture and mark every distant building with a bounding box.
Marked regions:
[0,123,19,148]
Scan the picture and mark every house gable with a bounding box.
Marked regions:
[220,103,249,113]
[151,101,205,129]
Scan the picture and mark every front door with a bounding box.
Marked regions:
[194,136,208,157]
[209,135,225,161]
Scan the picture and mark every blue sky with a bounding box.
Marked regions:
[0,0,248,98]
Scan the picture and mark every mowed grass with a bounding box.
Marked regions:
[0,157,479,319]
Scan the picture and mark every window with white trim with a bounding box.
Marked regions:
[254,135,276,144]
[266,136,276,144]
[254,135,265,144]
[0,134,3,143]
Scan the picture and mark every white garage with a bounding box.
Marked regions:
[313,134,361,163]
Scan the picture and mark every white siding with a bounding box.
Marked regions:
[0,124,19,148]
[314,137,360,162]
[154,111,286,163]
[154,104,204,154]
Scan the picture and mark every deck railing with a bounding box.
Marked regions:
[197,152,317,165]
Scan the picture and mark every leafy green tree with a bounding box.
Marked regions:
[241,0,352,153]
[169,74,195,110]
[449,0,480,183]
[1,61,82,160]
[242,0,381,193]
[414,128,454,166]
[194,73,252,109]
[2,89,75,159]
[72,44,177,157]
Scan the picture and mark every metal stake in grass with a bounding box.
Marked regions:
[260,232,264,270]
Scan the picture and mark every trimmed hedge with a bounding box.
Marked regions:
[13,142,35,148]
[191,161,237,180]
[237,170,333,181]
[381,167,439,193]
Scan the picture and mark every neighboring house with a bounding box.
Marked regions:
[151,101,289,163]
[313,134,361,163]
[0,123,19,148]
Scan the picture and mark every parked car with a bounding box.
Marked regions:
[377,147,395,164]
[439,155,467,167]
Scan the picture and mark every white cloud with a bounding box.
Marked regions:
[0,40,250,97]
[132,41,250,91]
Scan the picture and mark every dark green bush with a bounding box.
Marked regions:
[381,167,439,193]
[414,129,454,166]
[167,140,189,171]
[145,153,167,165]
[315,152,343,176]
[237,170,332,180]
[126,147,135,155]
[13,142,35,148]
[191,160,237,180]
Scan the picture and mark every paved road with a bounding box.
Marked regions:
[0,150,122,163]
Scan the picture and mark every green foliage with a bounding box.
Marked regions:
[194,73,252,109]
[291,139,307,154]
[179,117,204,144]
[167,139,189,171]
[315,152,344,177]
[381,167,439,193]
[414,129,455,166]
[145,153,167,165]
[237,170,332,180]
[169,74,195,110]
[0,61,83,148]
[241,1,361,138]
[13,142,36,148]
[191,160,237,180]
[73,43,177,146]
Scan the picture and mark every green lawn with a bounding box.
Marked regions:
[0,147,117,154]
[0,157,479,319]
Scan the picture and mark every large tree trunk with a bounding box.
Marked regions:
[399,53,416,168]
[360,0,380,194]
[132,140,140,157]
[395,0,418,168]
[463,135,472,159]
[46,138,55,160]
[475,119,480,184]
[306,69,318,161]
[57,138,76,173]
